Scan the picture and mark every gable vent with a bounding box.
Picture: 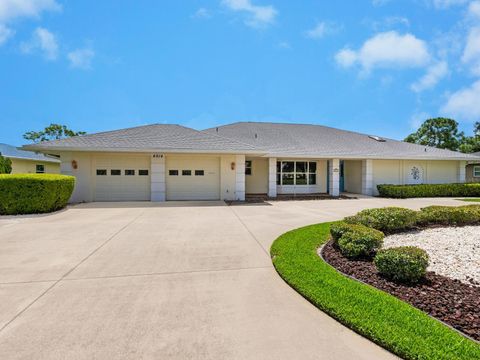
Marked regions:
[368,135,386,142]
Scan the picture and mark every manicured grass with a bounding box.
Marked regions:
[270,222,480,360]
[457,198,480,202]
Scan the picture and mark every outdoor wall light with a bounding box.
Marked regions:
[71,160,78,169]
[231,162,236,170]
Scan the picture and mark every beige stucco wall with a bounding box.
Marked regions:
[57,151,241,203]
[245,157,268,194]
[372,159,462,195]
[343,160,362,194]
[466,164,480,183]
[10,158,60,174]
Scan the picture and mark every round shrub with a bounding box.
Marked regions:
[417,205,480,226]
[344,207,418,234]
[374,246,429,284]
[329,221,368,243]
[0,174,75,215]
[337,226,384,258]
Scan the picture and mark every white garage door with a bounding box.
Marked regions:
[166,156,220,200]
[94,155,150,201]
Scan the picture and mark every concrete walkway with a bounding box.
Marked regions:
[0,197,466,359]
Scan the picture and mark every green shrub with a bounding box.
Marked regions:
[329,221,367,243]
[377,183,480,199]
[0,155,12,174]
[0,174,75,215]
[417,205,480,226]
[374,246,429,284]
[337,226,384,258]
[344,207,418,234]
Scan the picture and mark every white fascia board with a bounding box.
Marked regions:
[262,153,477,161]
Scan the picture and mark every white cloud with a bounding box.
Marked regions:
[21,27,58,60]
[67,47,95,69]
[441,80,480,121]
[0,24,14,45]
[277,41,291,49]
[462,27,480,75]
[431,0,468,9]
[410,111,430,129]
[192,7,211,19]
[0,0,60,22]
[305,21,341,39]
[335,31,431,73]
[411,61,448,92]
[469,1,480,18]
[222,0,277,28]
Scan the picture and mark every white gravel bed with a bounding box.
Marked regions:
[383,226,480,285]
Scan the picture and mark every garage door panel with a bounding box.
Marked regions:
[94,155,150,201]
[166,157,220,201]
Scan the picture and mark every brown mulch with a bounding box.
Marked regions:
[321,240,480,341]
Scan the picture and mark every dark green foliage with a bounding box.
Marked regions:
[337,226,384,258]
[377,183,480,198]
[23,123,86,143]
[344,207,417,233]
[417,205,480,226]
[374,246,429,284]
[0,174,75,215]
[404,118,464,151]
[0,155,12,174]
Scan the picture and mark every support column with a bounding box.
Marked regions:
[268,157,277,198]
[328,158,340,197]
[235,154,245,201]
[362,159,374,196]
[151,153,166,201]
[458,161,466,183]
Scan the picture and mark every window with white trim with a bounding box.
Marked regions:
[276,161,317,185]
[474,166,480,178]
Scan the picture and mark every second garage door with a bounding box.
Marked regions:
[166,156,220,200]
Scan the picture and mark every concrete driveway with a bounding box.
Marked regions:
[0,197,466,359]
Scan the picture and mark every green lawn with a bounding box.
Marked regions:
[270,222,480,360]
[457,198,480,202]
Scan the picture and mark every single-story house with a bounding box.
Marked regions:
[23,122,479,202]
[466,151,480,183]
[0,143,60,174]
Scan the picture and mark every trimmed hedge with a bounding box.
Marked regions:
[0,174,75,215]
[417,205,480,226]
[337,225,384,258]
[329,221,367,243]
[374,246,429,284]
[377,183,480,199]
[344,207,417,234]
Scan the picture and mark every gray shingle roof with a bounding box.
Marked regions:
[23,124,260,154]
[203,122,478,160]
[0,143,60,163]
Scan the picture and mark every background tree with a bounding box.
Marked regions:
[23,123,86,143]
[0,155,12,174]
[404,118,464,151]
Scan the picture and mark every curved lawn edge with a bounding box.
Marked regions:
[270,222,480,360]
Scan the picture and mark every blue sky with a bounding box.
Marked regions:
[1,0,480,146]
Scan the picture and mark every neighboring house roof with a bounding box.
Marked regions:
[22,124,260,154]
[203,122,478,160]
[21,122,479,161]
[0,143,60,163]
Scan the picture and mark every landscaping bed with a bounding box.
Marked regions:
[321,239,480,341]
